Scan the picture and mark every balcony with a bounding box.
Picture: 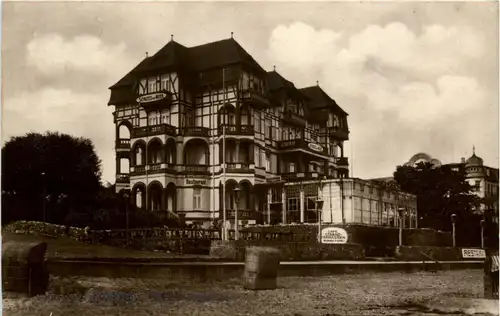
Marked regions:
[277,139,328,156]
[115,139,131,149]
[218,125,254,136]
[130,163,177,176]
[181,126,210,138]
[183,164,210,174]
[282,110,306,127]
[241,90,271,109]
[328,126,350,141]
[116,174,130,183]
[281,172,319,182]
[224,209,257,220]
[225,162,252,172]
[335,157,349,166]
[132,124,177,138]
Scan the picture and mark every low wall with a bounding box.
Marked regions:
[394,246,485,261]
[241,224,453,257]
[210,240,365,261]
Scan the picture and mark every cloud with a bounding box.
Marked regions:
[266,21,495,178]
[2,88,115,182]
[26,34,133,78]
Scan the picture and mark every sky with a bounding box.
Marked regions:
[2,1,499,184]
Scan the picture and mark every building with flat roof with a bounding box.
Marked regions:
[108,35,350,225]
[280,178,417,227]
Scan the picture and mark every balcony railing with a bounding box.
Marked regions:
[282,110,306,127]
[277,138,328,156]
[218,125,237,135]
[132,124,177,138]
[335,157,349,166]
[115,139,131,149]
[181,126,210,138]
[241,90,271,109]
[116,174,130,183]
[328,126,350,141]
[280,172,321,182]
[149,163,162,172]
[183,164,209,174]
[130,163,178,175]
[225,162,252,171]
[240,125,254,135]
[223,209,257,220]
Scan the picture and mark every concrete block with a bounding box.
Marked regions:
[2,241,48,296]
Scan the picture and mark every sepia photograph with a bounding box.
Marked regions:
[1,1,499,315]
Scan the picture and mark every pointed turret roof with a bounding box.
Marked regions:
[299,86,348,115]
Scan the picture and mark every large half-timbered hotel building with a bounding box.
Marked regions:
[109,36,351,225]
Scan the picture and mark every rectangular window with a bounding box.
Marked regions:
[288,198,298,211]
[265,154,271,172]
[307,197,316,210]
[193,188,202,210]
[289,163,296,173]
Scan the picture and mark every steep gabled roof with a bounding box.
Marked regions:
[267,70,295,91]
[109,56,153,89]
[266,70,309,101]
[141,40,190,72]
[188,38,265,73]
[299,86,348,115]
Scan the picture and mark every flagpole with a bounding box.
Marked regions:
[222,68,227,240]
[210,85,215,222]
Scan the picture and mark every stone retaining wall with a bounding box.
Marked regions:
[210,240,365,261]
[394,246,485,261]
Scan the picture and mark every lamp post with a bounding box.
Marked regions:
[234,186,241,241]
[480,219,485,249]
[397,207,405,246]
[316,199,324,243]
[451,213,457,247]
[41,172,47,222]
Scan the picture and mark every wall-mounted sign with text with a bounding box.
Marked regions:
[308,142,323,153]
[136,92,168,104]
[321,227,348,244]
[185,179,207,186]
[461,248,486,259]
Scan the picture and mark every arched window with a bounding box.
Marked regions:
[136,147,143,165]
[136,191,143,208]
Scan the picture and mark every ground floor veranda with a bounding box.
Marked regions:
[119,177,415,228]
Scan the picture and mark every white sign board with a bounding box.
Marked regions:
[461,248,486,259]
[308,142,323,153]
[321,227,348,244]
[136,92,167,104]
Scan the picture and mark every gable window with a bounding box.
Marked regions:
[193,188,202,210]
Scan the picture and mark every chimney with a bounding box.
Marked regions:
[461,157,465,163]
[145,52,148,58]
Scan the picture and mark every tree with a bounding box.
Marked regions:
[2,132,102,225]
[393,162,480,234]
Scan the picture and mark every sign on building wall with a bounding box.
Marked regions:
[308,142,323,153]
[136,92,168,104]
[185,179,207,186]
[461,248,486,259]
[321,227,348,244]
